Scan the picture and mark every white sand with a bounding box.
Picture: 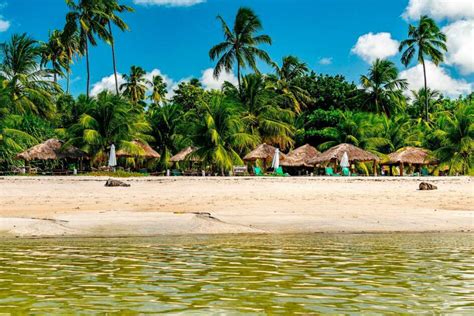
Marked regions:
[0,176,472,237]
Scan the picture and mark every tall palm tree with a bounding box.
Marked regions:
[209,7,272,92]
[120,65,149,104]
[60,29,81,94]
[410,88,442,118]
[149,74,167,106]
[64,0,109,98]
[399,15,447,121]
[40,30,67,84]
[99,0,133,95]
[0,33,59,118]
[268,56,311,113]
[360,59,408,117]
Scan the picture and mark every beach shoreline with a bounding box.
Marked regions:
[0,176,472,238]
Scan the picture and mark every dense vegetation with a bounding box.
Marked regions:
[0,1,472,175]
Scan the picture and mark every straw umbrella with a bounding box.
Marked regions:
[243,143,286,170]
[280,144,320,168]
[308,143,380,175]
[384,147,436,176]
[116,140,161,159]
[170,146,199,163]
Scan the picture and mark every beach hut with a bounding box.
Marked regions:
[116,140,161,159]
[243,143,287,171]
[383,147,436,176]
[308,143,380,175]
[280,144,320,169]
[16,138,87,173]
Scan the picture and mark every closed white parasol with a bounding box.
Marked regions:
[271,148,280,169]
[340,151,350,168]
[108,144,117,168]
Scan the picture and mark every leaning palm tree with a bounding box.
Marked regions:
[120,66,149,104]
[40,30,68,84]
[64,0,109,98]
[360,59,408,117]
[399,15,447,121]
[209,7,272,92]
[268,56,311,113]
[0,33,60,118]
[99,0,134,95]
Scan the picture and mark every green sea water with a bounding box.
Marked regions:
[0,234,473,314]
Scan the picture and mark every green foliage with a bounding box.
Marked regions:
[82,170,147,177]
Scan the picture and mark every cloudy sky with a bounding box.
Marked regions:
[1,0,473,98]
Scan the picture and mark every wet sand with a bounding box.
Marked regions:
[0,176,472,237]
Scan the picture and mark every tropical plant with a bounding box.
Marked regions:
[0,115,37,167]
[40,30,68,83]
[209,7,272,91]
[399,15,447,121]
[60,29,81,94]
[64,0,110,98]
[410,88,442,118]
[149,74,167,106]
[360,59,408,117]
[120,65,149,104]
[0,33,59,118]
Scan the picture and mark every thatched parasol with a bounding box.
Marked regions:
[308,143,379,165]
[386,147,435,165]
[16,139,87,161]
[243,143,287,162]
[170,146,199,162]
[280,144,320,167]
[116,140,160,159]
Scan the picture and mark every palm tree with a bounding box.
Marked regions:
[64,0,109,98]
[0,33,60,118]
[120,66,149,104]
[410,88,442,118]
[99,0,134,95]
[40,30,67,84]
[399,15,447,121]
[67,91,151,164]
[0,115,36,167]
[209,7,272,92]
[268,56,311,113]
[188,93,258,173]
[224,74,295,149]
[360,59,408,117]
[149,74,167,106]
[60,29,81,94]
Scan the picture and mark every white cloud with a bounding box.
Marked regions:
[351,32,399,63]
[442,19,474,75]
[400,61,472,97]
[403,0,474,21]
[91,73,126,97]
[200,68,238,90]
[318,57,333,65]
[0,17,10,32]
[133,0,205,7]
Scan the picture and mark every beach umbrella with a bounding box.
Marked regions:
[271,148,280,169]
[340,152,350,168]
[108,144,117,167]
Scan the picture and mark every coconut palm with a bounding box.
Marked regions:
[399,15,447,121]
[40,30,68,83]
[209,7,272,92]
[149,74,167,106]
[0,115,37,167]
[67,91,151,164]
[0,33,60,118]
[120,66,149,104]
[187,93,258,173]
[410,88,442,118]
[224,74,295,149]
[60,30,81,94]
[99,0,133,95]
[64,0,109,98]
[268,56,311,113]
[360,59,408,117]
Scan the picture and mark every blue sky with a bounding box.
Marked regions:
[1,0,473,97]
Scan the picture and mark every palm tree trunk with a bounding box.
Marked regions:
[85,39,90,99]
[108,22,119,95]
[237,63,241,93]
[422,59,428,121]
[66,70,70,94]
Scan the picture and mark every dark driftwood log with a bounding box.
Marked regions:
[105,179,130,187]
[419,182,437,190]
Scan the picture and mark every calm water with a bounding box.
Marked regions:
[0,234,473,314]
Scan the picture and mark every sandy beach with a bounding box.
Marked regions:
[0,176,472,237]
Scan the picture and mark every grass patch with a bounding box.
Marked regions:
[82,170,149,178]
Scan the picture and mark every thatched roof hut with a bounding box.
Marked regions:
[385,147,436,165]
[16,139,87,161]
[170,146,199,162]
[281,144,320,167]
[308,143,379,165]
[243,143,287,162]
[116,140,160,159]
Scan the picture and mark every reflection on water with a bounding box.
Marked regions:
[0,234,473,314]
